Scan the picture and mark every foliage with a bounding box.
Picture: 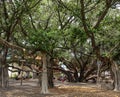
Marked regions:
[0,0,120,88]
[27,29,59,53]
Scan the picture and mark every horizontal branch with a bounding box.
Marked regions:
[0,37,25,51]
[8,65,42,74]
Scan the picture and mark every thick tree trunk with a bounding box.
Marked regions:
[111,62,120,91]
[74,70,79,82]
[41,52,49,94]
[38,73,42,87]
[48,69,54,88]
[97,63,101,86]
[0,48,9,88]
[0,66,9,88]
[65,71,74,82]
[48,58,54,88]
[78,70,84,82]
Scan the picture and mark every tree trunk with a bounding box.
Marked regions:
[38,73,42,87]
[48,58,54,88]
[0,66,9,88]
[111,62,120,91]
[73,70,79,82]
[0,48,9,88]
[97,63,101,86]
[79,68,85,82]
[41,52,49,94]
[66,71,74,82]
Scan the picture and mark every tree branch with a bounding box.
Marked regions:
[109,42,120,55]
[0,38,24,51]
[93,1,112,29]
[80,0,89,36]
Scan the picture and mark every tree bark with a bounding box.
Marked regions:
[41,52,49,94]
[74,69,79,82]
[0,66,9,88]
[111,61,120,91]
[0,48,9,88]
[48,58,54,88]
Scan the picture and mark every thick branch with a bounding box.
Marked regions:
[0,38,24,51]
[80,0,90,36]
[93,1,112,29]
[93,7,110,29]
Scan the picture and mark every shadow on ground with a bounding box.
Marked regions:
[0,79,120,97]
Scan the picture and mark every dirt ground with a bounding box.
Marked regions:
[0,79,120,97]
